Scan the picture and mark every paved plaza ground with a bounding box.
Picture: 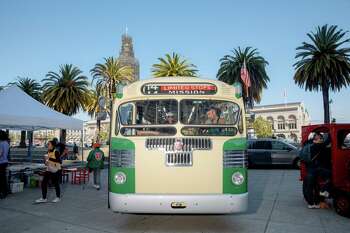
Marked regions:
[0,169,349,233]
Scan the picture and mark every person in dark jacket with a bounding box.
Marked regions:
[72,142,79,160]
[315,134,332,198]
[303,132,331,209]
[0,130,10,199]
[35,140,62,203]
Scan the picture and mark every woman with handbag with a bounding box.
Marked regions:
[35,140,61,203]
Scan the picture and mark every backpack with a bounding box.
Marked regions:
[299,142,312,163]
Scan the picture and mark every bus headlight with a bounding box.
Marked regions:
[231,172,244,185]
[114,172,127,184]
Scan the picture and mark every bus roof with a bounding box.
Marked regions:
[119,77,240,99]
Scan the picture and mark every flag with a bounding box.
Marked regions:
[240,60,251,97]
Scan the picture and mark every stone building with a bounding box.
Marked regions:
[117,33,140,82]
[83,119,110,145]
[251,102,311,142]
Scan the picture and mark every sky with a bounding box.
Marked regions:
[0,0,350,122]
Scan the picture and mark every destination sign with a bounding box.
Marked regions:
[142,83,217,95]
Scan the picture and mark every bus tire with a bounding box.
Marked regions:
[333,193,350,218]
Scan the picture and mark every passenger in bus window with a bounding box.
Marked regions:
[205,107,224,124]
[164,112,176,124]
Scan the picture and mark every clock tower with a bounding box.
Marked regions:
[117,33,140,82]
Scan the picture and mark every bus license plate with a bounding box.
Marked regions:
[171,202,187,209]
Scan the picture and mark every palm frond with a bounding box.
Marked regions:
[42,64,90,116]
[293,24,350,92]
[151,52,198,77]
[217,47,270,105]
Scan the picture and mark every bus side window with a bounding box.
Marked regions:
[120,103,134,125]
[115,110,119,135]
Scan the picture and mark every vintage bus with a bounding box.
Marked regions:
[108,77,248,214]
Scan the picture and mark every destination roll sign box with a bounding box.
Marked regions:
[142,83,217,95]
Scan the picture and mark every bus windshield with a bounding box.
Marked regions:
[119,99,240,126]
[180,100,240,125]
[118,99,240,136]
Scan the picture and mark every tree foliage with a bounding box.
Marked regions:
[217,47,269,106]
[91,57,134,100]
[9,77,42,102]
[294,25,350,123]
[152,52,198,77]
[84,89,100,118]
[253,116,273,138]
[42,64,90,115]
[90,57,133,118]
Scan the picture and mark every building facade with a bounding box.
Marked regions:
[251,102,310,142]
[83,119,110,145]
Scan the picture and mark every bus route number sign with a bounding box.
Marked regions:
[142,83,217,95]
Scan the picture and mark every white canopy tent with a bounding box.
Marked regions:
[0,86,83,130]
[0,86,84,161]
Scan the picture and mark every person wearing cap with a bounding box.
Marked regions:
[86,143,105,190]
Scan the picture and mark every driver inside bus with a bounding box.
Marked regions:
[205,106,225,124]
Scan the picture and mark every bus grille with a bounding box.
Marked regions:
[110,149,135,168]
[223,150,247,168]
[146,138,212,151]
[165,151,193,167]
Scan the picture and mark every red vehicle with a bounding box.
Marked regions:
[300,124,350,216]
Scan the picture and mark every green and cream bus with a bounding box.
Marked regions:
[108,77,248,214]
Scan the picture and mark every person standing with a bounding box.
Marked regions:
[302,133,328,209]
[73,142,78,160]
[0,130,10,199]
[35,140,61,203]
[87,143,105,190]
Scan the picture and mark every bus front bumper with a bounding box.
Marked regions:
[109,192,248,214]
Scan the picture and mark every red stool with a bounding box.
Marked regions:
[72,168,89,184]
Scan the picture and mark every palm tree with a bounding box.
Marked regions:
[90,57,134,114]
[42,64,90,143]
[8,77,42,147]
[84,89,100,119]
[217,47,269,107]
[9,77,42,101]
[152,52,198,77]
[294,25,350,123]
